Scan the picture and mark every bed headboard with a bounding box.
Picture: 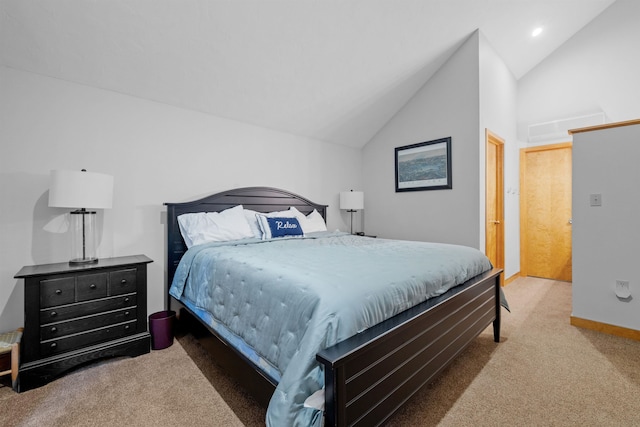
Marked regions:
[164,186,328,285]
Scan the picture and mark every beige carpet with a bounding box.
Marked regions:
[388,277,640,426]
[0,339,243,427]
[2,277,639,426]
[172,277,640,426]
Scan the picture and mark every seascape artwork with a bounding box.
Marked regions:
[395,138,451,191]
[397,146,447,187]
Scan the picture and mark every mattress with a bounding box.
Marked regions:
[169,231,493,426]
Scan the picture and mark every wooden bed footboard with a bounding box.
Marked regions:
[317,267,502,427]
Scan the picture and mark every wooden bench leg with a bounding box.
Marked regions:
[11,342,19,390]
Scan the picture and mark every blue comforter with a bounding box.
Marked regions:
[169,231,492,426]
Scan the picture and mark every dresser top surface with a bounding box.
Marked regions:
[15,255,153,278]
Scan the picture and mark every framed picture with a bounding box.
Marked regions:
[395,137,452,192]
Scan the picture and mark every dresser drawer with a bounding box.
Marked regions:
[40,320,138,357]
[40,293,137,324]
[76,273,108,301]
[110,269,137,295]
[40,277,75,308]
[41,307,137,341]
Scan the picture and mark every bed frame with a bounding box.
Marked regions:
[165,187,503,427]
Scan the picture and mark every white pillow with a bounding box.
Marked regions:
[178,205,254,248]
[267,209,298,218]
[243,209,263,239]
[305,209,328,233]
[288,207,327,233]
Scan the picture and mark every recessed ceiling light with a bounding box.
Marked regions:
[532,27,543,37]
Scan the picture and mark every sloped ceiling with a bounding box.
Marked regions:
[0,0,616,147]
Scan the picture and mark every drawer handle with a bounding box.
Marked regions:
[124,311,130,316]
[50,342,57,349]
[121,279,127,285]
[55,289,62,295]
[123,297,130,303]
[50,326,57,333]
[124,325,130,330]
[90,284,96,289]
[50,311,57,317]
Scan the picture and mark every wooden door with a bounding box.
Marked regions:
[520,143,572,281]
[485,130,504,270]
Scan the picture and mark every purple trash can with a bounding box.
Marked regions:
[149,310,176,350]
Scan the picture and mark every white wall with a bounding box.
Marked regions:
[0,66,362,331]
[517,0,640,141]
[479,33,520,278]
[515,0,640,330]
[362,32,480,248]
[572,123,640,330]
[362,31,520,279]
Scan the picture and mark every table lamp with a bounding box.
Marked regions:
[49,169,114,264]
[339,190,364,234]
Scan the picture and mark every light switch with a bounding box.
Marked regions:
[590,193,602,207]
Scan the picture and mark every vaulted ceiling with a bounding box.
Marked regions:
[0,0,616,147]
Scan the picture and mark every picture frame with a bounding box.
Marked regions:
[395,137,452,192]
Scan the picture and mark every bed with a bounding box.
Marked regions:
[165,187,504,427]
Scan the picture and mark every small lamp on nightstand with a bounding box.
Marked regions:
[339,190,364,235]
[49,169,114,265]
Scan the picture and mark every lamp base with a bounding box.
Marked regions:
[70,209,98,264]
[69,257,99,265]
[348,209,356,234]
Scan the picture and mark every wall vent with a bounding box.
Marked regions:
[528,112,605,143]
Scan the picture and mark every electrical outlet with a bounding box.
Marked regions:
[590,193,602,206]
[615,280,631,299]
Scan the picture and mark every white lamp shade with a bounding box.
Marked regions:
[49,169,114,209]
[340,191,364,210]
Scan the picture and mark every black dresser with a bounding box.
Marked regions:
[14,255,152,391]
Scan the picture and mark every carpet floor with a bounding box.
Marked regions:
[0,338,243,427]
[2,277,639,426]
[178,277,640,426]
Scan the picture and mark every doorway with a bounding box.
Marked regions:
[485,130,504,271]
[520,143,572,281]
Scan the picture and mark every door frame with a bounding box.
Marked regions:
[485,129,504,270]
[519,142,572,278]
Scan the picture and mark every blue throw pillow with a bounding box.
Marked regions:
[256,216,304,240]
